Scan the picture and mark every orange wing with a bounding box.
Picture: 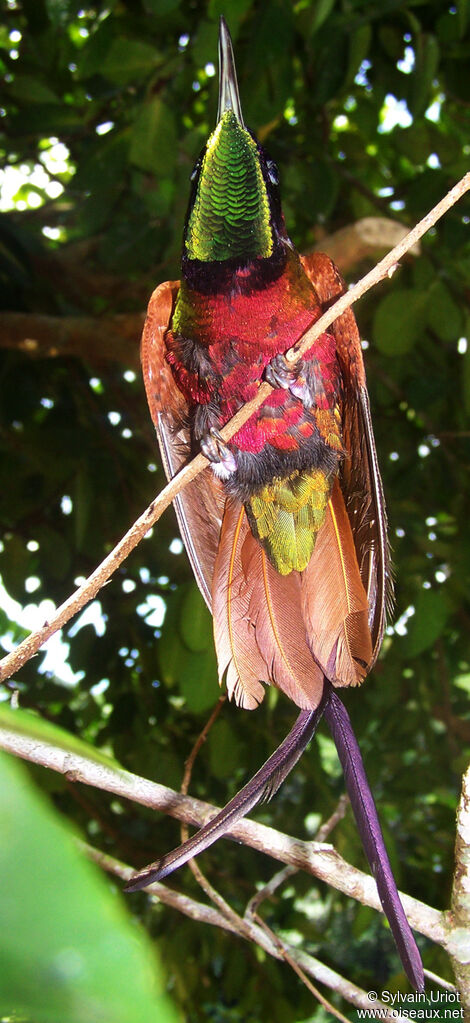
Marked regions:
[141,280,226,608]
[301,252,392,669]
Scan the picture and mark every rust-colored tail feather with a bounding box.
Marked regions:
[302,478,373,687]
[212,499,268,709]
[213,499,325,711]
[242,531,324,709]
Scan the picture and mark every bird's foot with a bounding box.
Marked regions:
[201,428,237,479]
[265,353,313,407]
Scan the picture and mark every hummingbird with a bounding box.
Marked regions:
[127,17,424,992]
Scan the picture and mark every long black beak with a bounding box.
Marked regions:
[218,16,244,126]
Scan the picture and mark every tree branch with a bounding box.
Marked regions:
[81,840,413,1021]
[0,720,446,949]
[449,763,470,1013]
[0,218,417,368]
[0,311,144,368]
[312,216,421,273]
[0,170,468,686]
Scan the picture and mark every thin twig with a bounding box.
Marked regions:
[423,969,457,992]
[177,695,247,935]
[285,171,470,365]
[245,795,349,919]
[0,172,468,686]
[180,696,227,805]
[315,793,349,842]
[254,913,352,1023]
[245,864,298,920]
[80,840,412,1020]
[0,721,447,947]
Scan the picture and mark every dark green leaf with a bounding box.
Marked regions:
[129,98,177,175]
[410,33,440,116]
[0,751,178,1023]
[101,38,160,85]
[427,280,463,342]
[373,289,428,355]
[309,0,335,35]
[208,718,243,779]
[399,588,450,658]
[179,583,213,652]
[7,76,60,104]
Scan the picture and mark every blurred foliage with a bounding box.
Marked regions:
[0,745,178,1023]
[0,0,469,1019]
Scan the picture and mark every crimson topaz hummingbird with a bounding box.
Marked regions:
[127,17,424,993]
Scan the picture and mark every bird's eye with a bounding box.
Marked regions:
[267,160,279,185]
[190,159,200,182]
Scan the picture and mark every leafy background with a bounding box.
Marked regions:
[0,0,469,1019]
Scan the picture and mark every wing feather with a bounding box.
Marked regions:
[212,500,267,709]
[141,280,225,609]
[302,478,372,686]
[301,252,392,664]
[241,534,325,709]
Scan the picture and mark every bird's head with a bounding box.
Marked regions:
[182,18,287,282]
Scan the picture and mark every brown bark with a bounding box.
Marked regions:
[449,765,470,1012]
[0,310,144,368]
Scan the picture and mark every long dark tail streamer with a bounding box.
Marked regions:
[125,687,329,891]
[126,680,424,992]
[323,683,424,992]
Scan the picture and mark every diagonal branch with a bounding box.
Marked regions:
[0,171,468,685]
[82,840,413,1021]
[0,719,447,948]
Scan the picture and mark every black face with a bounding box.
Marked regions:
[257,145,283,239]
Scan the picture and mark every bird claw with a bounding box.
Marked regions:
[265,353,313,407]
[201,428,237,478]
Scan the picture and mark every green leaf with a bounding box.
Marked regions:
[0,703,121,770]
[158,604,218,712]
[454,672,470,694]
[399,589,450,658]
[411,256,435,289]
[208,0,253,34]
[457,0,469,35]
[308,0,335,35]
[45,0,83,28]
[373,289,428,356]
[346,24,372,86]
[179,583,212,652]
[410,33,440,117]
[1,536,31,602]
[177,645,219,713]
[129,98,176,176]
[427,280,463,342]
[7,75,60,104]
[101,38,160,85]
[35,525,71,580]
[378,24,404,60]
[0,751,178,1023]
[395,123,431,165]
[143,0,180,13]
[463,317,470,415]
[317,733,342,779]
[208,718,243,779]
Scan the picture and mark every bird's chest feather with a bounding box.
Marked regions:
[168,258,340,416]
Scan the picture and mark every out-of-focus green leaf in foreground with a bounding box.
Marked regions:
[0,749,178,1023]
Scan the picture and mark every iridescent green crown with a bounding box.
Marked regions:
[185,110,273,263]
